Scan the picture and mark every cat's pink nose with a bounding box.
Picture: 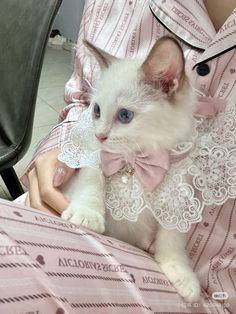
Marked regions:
[96,133,107,143]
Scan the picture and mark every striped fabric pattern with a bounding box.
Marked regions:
[3,0,235,312]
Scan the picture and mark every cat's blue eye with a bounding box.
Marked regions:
[94,103,100,118]
[117,108,134,124]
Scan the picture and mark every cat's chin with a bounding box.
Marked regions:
[100,141,131,154]
[101,139,163,155]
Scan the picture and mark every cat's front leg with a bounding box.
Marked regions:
[154,226,200,302]
[61,167,105,234]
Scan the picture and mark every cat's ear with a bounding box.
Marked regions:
[141,36,185,97]
[83,39,118,70]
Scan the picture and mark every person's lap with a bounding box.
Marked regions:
[0,197,229,313]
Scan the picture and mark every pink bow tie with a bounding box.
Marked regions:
[100,149,170,192]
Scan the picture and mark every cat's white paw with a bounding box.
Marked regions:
[159,261,200,302]
[62,204,105,234]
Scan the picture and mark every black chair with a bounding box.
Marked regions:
[0,0,62,199]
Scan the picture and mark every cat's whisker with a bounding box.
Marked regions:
[84,78,97,92]
[132,140,143,154]
[137,142,143,154]
[103,137,127,151]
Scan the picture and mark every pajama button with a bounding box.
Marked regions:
[196,63,210,76]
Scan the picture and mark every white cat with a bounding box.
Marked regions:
[61,36,200,302]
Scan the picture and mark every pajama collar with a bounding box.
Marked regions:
[149,0,236,66]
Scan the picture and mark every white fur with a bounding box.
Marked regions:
[61,46,200,302]
[92,59,195,154]
[62,167,105,233]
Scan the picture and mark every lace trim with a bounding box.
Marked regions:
[58,99,236,232]
[58,106,100,169]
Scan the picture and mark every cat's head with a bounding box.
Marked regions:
[84,36,195,154]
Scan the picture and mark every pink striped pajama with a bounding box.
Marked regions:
[1,0,236,313]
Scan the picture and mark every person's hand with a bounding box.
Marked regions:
[26,148,75,215]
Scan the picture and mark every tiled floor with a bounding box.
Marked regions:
[0,45,74,200]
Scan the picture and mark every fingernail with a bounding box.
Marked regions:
[53,167,66,187]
